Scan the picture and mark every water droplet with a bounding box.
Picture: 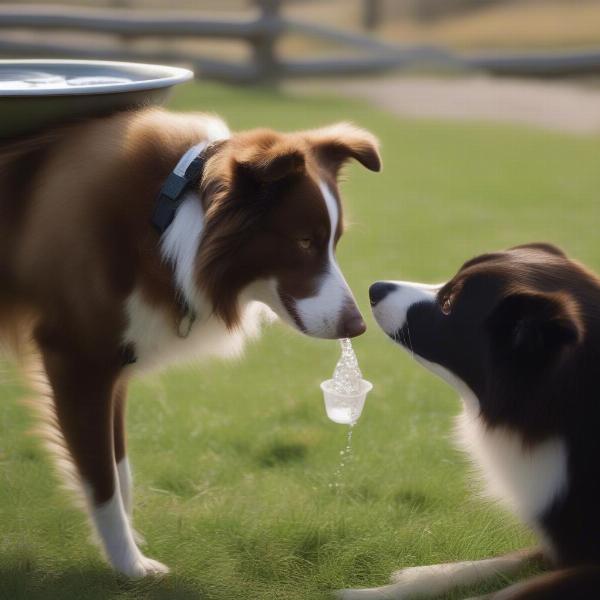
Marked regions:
[329,425,355,492]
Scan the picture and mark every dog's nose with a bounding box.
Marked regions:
[339,305,367,338]
[342,315,367,338]
[369,282,397,306]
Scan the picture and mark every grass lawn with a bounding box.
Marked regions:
[2,81,600,600]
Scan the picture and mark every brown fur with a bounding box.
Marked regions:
[198,124,379,326]
[0,108,380,572]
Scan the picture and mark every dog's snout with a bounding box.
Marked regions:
[342,315,367,338]
[369,282,397,306]
[339,305,367,338]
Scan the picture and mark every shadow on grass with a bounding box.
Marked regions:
[393,489,431,512]
[258,441,307,468]
[0,564,207,600]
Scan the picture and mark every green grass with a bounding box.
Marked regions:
[2,81,600,600]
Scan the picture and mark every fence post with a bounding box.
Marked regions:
[253,0,281,83]
[362,0,383,30]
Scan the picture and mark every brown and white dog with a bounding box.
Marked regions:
[0,108,380,576]
[342,244,600,599]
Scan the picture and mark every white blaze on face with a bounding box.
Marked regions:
[293,181,356,338]
[371,280,478,405]
[371,281,442,336]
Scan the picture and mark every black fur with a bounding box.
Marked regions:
[372,244,600,597]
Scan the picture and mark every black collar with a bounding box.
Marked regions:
[151,142,212,234]
[122,142,219,365]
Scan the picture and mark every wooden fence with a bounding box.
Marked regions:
[1,0,600,82]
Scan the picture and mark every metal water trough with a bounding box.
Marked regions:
[0,59,193,138]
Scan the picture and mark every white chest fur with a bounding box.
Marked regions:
[455,404,569,524]
[122,116,271,372]
[123,290,268,373]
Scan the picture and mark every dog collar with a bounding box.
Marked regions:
[151,141,215,340]
[151,141,210,234]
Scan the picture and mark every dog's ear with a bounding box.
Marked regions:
[307,122,381,174]
[236,141,305,182]
[487,290,582,365]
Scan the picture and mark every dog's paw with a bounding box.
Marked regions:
[118,554,170,578]
[137,555,170,576]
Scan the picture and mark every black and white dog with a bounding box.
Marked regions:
[342,243,600,599]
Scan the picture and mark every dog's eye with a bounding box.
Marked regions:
[441,296,453,315]
[297,238,312,250]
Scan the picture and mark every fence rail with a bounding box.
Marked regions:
[0,5,269,39]
[1,1,600,82]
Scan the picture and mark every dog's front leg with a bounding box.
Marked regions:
[337,549,543,600]
[113,381,133,518]
[39,339,168,577]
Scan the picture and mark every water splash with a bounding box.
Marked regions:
[325,339,366,489]
[331,338,363,395]
[323,338,370,424]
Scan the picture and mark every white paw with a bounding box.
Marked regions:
[118,554,170,578]
[137,555,170,576]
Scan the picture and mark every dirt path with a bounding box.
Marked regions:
[290,75,600,134]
